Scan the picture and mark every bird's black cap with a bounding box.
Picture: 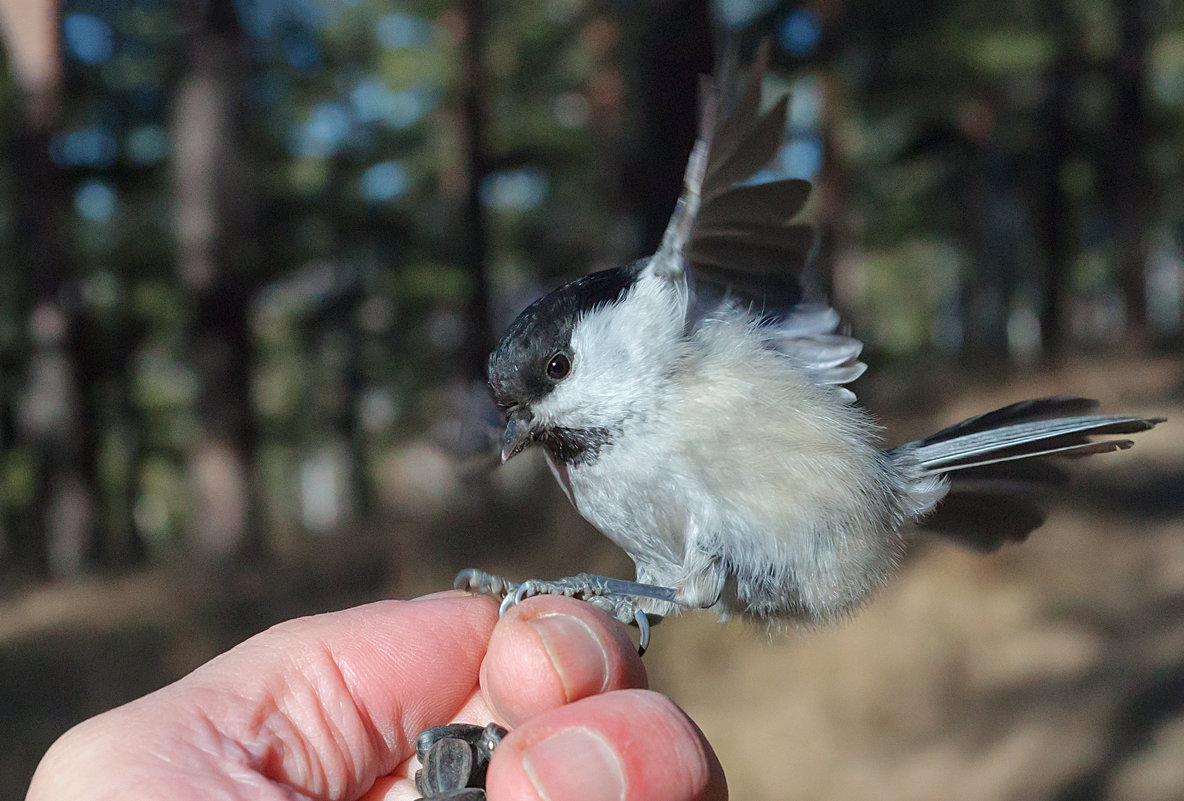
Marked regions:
[488,261,644,410]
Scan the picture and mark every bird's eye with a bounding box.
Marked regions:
[546,351,571,380]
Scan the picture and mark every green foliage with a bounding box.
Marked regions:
[831,0,1184,356]
[0,449,36,509]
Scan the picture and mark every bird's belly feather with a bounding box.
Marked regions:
[562,403,911,623]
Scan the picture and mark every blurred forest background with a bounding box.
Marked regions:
[2,0,1183,798]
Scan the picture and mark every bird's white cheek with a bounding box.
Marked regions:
[531,274,685,431]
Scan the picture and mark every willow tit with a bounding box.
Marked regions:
[459,44,1161,645]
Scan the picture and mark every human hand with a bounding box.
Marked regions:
[27,592,726,800]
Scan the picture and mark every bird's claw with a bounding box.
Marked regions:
[454,569,656,656]
[634,607,651,655]
[454,569,516,600]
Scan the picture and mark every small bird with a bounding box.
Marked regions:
[459,43,1161,649]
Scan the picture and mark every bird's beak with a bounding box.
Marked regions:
[501,409,535,463]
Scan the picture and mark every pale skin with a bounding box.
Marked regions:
[27,592,727,801]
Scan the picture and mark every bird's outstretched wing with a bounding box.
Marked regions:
[653,40,865,399]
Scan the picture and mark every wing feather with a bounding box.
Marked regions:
[704,97,789,197]
[653,39,864,396]
[690,224,815,274]
[697,179,812,229]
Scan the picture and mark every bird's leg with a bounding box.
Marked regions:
[674,541,727,610]
[454,569,681,655]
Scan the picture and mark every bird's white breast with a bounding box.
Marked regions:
[556,310,922,623]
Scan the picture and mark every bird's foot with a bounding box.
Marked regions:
[453,569,678,656]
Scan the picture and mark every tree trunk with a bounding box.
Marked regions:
[1113,0,1149,343]
[0,0,99,575]
[172,0,260,559]
[460,0,494,382]
[632,0,714,254]
[1036,3,1076,359]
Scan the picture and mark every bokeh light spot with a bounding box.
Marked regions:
[360,161,409,201]
[780,8,823,59]
[75,181,118,223]
[375,13,432,49]
[63,13,114,65]
[481,167,548,211]
[127,125,169,165]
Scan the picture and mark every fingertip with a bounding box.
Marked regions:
[481,597,647,727]
[487,690,726,801]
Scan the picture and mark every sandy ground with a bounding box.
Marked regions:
[2,356,1181,800]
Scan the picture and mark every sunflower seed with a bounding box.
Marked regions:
[414,721,510,799]
[416,724,486,763]
[421,737,473,795]
[414,789,485,801]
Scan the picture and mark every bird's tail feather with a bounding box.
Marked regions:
[903,397,1160,475]
[891,397,1163,551]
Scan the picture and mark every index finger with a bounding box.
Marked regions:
[29,593,499,801]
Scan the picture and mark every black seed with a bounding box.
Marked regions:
[422,737,475,795]
[414,789,486,801]
[478,723,509,762]
[417,724,485,763]
[468,759,488,789]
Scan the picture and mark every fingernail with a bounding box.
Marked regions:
[528,614,610,700]
[522,727,626,801]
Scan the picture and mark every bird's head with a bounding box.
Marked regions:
[488,260,686,464]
